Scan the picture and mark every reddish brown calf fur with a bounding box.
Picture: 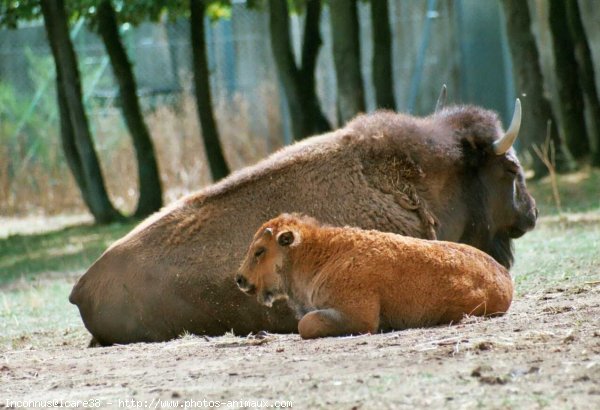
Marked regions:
[237,214,513,339]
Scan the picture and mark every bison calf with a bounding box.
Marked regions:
[236,214,513,339]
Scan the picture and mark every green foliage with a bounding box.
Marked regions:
[245,0,265,10]
[206,1,231,22]
[0,0,40,28]
[66,0,232,28]
[0,0,235,36]
[246,0,306,14]
[286,0,306,15]
[69,0,178,28]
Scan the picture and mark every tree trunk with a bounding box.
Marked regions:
[566,0,600,167]
[298,0,331,135]
[268,0,308,141]
[268,0,330,141]
[41,0,122,223]
[370,0,396,110]
[190,0,230,181]
[500,0,572,176]
[97,0,163,217]
[56,73,91,207]
[329,0,366,124]
[548,0,589,160]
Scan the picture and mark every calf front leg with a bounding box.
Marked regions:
[298,306,379,339]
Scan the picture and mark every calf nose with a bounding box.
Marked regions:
[235,273,248,289]
[235,273,256,294]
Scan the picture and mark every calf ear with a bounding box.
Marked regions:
[277,231,295,247]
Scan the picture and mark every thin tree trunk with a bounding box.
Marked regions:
[329,0,366,124]
[500,0,571,176]
[97,0,163,217]
[41,0,122,223]
[548,0,589,160]
[269,0,330,141]
[268,0,308,141]
[298,0,331,135]
[190,0,230,181]
[370,0,396,110]
[566,0,600,167]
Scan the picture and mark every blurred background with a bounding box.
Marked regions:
[0,0,599,221]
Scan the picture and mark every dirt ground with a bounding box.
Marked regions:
[0,281,598,409]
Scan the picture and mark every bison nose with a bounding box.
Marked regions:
[526,206,538,228]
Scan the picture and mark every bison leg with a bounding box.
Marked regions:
[298,306,380,339]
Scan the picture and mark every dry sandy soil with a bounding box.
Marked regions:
[0,281,599,409]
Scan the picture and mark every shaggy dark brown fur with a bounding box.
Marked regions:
[237,214,513,339]
[70,106,536,345]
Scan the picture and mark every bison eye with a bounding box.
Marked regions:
[254,247,266,258]
[503,159,519,177]
[506,166,518,177]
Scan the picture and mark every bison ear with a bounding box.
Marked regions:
[277,231,295,247]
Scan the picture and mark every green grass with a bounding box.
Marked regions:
[0,279,82,343]
[0,220,137,285]
[527,167,600,216]
[513,219,600,294]
[0,220,138,345]
[510,167,600,294]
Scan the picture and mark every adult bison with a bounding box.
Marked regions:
[70,99,537,345]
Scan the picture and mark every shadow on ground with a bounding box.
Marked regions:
[0,220,137,285]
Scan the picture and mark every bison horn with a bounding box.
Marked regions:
[493,98,522,155]
[435,84,447,113]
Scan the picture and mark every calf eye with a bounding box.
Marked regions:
[254,248,266,258]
